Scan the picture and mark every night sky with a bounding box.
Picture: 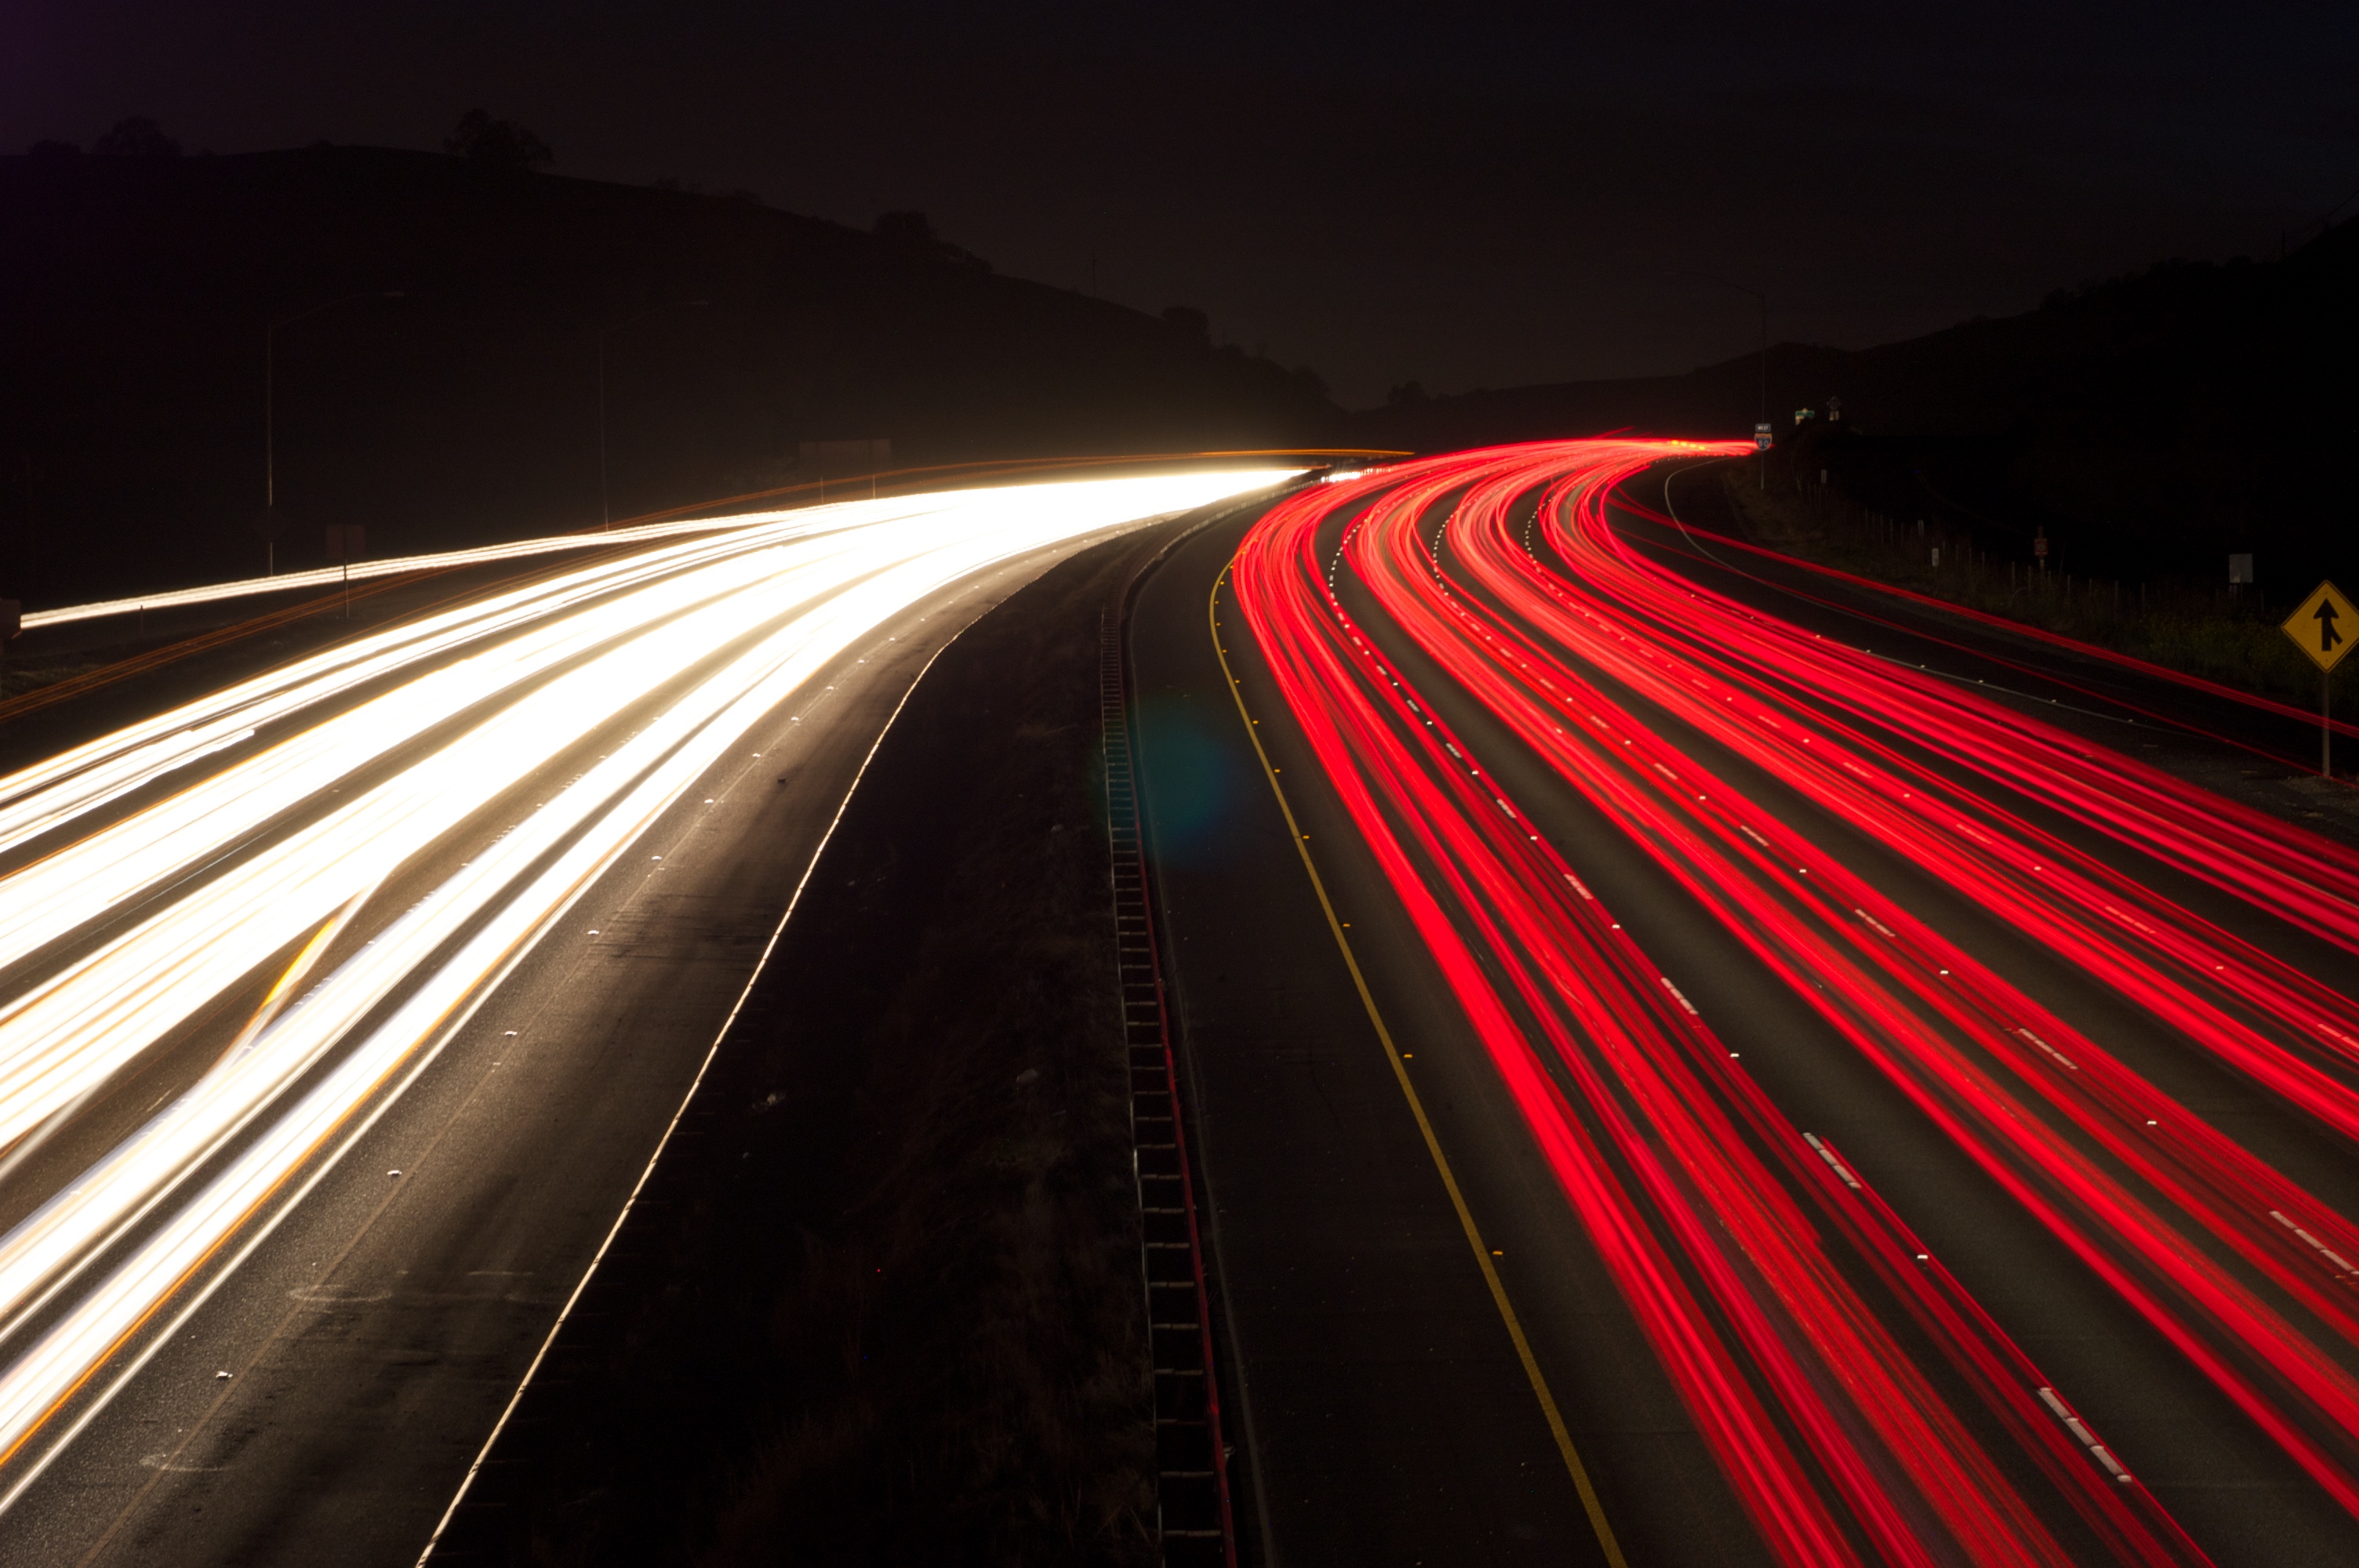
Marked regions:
[8,1,2355,405]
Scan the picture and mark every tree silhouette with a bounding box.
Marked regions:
[1160,305,1211,347]
[871,212,991,272]
[872,211,939,248]
[91,117,180,158]
[444,110,554,172]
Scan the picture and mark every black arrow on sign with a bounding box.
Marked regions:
[2320,597,2346,655]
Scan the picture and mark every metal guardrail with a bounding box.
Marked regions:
[1100,612,1238,1567]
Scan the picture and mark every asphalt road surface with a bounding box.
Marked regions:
[1135,501,1714,1568]
[1634,459,2358,802]
[11,445,2356,1567]
[1132,444,2359,1567]
[0,474,1278,1566]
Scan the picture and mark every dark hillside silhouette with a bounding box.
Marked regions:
[8,136,2343,614]
[442,110,554,172]
[0,145,1343,608]
[1359,224,2359,591]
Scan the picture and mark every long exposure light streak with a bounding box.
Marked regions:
[0,470,1283,1488]
[1223,437,2359,1563]
[15,504,823,632]
[1237,459,2117,1566]
[1626,492,2359,752]
[1353,454,2359,1514]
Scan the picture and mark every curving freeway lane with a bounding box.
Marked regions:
[1138,441,2359,1566]
[0,469,1286,1565]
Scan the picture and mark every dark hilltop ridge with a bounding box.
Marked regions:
[0,140,1341,608]
[3,129,2350,613]
[1368,217,2359,594]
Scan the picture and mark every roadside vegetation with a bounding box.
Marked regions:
[0,649,98,704]
[1719,463,2339,720]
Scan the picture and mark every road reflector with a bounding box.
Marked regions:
[2283,580,2354,673]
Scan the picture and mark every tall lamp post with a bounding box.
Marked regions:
[1667,271,1768,486]
[264,289,405,573]
[598,300,709,530]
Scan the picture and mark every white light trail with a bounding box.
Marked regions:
[0,498,911,844]
[16,499,841,632]
[0,469,1285,1477]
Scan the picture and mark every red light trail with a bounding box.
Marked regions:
[1224,439,2359,1563]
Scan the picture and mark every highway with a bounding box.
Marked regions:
[0,469,1285,1565]
[1132,441,2359,1566]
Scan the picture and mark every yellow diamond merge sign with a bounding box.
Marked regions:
[2283,580,2356,673]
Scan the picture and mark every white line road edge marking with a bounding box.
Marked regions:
[412,611,974,1563]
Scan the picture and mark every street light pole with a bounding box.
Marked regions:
[597,329,608,530]
[264,289,403,572]
[1750,282,1768,489]
[597,300,709,530]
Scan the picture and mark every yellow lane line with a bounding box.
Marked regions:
[1205,565,1628,1568]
